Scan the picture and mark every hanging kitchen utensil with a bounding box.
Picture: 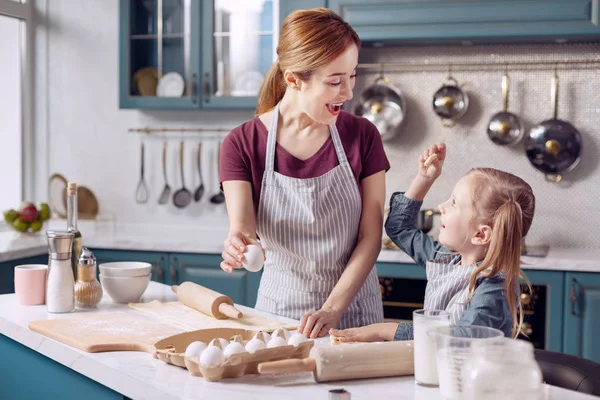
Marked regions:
[158,141,172,205]
[173,141,192,208]
[135,141,149,204]
[432,71,469,127]
[210,142,225,205]
[193,142,205,202]
[354,69,406,141]
[487,72,524,146]
[525,71,582,183]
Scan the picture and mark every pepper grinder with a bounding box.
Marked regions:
[46,230,75,313]
[74,247,103,308]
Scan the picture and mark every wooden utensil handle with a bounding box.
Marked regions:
[218,303,243,319]
[258,358,316,375]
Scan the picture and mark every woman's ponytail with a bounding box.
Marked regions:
[255,62,285,116]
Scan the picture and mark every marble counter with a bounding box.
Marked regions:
[0,221,598,272]
[0,281,596,400]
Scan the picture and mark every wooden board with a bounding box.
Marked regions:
[129,300,297,332]
[28,312,185,353]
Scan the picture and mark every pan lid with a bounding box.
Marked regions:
[525,120,582,174]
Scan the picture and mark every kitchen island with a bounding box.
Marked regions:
[0,281,597,400]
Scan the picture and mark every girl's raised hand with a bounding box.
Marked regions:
[419,142,446,180]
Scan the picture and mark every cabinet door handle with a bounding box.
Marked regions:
[191,73,197,104]
[170,258,177,283]
[570,278,578,315]
[203,73,211,103]
[157,257,164,283]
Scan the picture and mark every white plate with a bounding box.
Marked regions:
[157,72,185,97]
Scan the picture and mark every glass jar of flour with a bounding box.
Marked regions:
[461,337,543,400]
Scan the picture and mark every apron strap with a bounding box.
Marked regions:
[265,102,349,171]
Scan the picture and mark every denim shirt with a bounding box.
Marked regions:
[384,192,513,340]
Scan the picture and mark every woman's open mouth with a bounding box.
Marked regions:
[326,103,343,116]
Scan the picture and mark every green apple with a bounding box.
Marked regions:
[38,203,50,221]
[12,217,29,232]
[3,209,18,223]
[30,219,43,232]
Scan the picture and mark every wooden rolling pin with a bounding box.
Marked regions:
[258,340,414,382]
[171,282,243,320]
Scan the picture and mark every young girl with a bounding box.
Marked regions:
[330,143,535,342]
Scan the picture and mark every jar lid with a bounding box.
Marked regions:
[79,247,96,265]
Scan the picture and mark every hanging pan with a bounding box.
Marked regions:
[524,72,582,183]
[487,72,524,146]
[354,71,406,141]
[432,74,469,127]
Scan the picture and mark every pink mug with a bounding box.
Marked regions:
[14,264,48,305]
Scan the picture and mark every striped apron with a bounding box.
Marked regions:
[254,103,384,329]
[424,255,474,324]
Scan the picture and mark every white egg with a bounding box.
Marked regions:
[267,336,288,348]
[199,346,224,366]
[223,341,247,358]
[242,245,264,272]
[245,338,266,353]
[184,341,207,358]
[272,327,291,340]
[288,332,308,347]
[252,331,268,343]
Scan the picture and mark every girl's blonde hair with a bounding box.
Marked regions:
[466,168,535,338]
[255,8,360,116]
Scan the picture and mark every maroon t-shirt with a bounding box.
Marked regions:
[220,110,391,214]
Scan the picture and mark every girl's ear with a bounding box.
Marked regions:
[472,224,492,246]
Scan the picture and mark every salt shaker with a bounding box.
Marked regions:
[74,247,103,308]
[46,230,75,313]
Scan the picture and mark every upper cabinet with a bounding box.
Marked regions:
[119,0,326,110]
[119,0,202,109]
[328,0,600,44]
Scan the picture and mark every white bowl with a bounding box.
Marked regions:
[98,262,152,278]
[99,273,151,304]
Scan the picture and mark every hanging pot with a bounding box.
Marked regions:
[525,73,582,183]
[354,74,406,141]
[432,75,469,127]
[487,73,525,146]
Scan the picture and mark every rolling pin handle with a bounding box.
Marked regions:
[258,358,316,375]
[218,303,243,319]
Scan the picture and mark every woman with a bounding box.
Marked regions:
[220,8,389,338]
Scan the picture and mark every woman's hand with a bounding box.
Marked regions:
[220,232,264,273]
[329,322,398,343]
[298,306,342,339]
[418,142,446,180]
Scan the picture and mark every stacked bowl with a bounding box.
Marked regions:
[98,262,152,303]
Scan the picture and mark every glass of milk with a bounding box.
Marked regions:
[412,309,450,386]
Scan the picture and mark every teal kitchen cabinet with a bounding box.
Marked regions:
[171,252,261,307]
[0,255,48,295]
[90,249,169,284]
[119,0,202,109]
[329,0,600,44]
[563,272,600,363]
[119,0,325,110]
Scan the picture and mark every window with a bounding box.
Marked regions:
[0,0,32,214]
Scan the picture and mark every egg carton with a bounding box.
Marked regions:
[154,327,314,382]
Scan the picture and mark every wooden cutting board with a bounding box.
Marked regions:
[28,312,185,353]
[129,300,298,332]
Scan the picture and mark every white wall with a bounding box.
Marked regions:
[0,15,22,212]
[36,1,600,248]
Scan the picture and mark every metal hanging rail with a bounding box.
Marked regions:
[128,127,232,141]
[356,58,600,72]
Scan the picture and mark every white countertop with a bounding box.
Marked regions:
[0,281,596,400]
[0,220,598,272]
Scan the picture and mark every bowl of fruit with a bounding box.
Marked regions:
[3,202,51,234]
